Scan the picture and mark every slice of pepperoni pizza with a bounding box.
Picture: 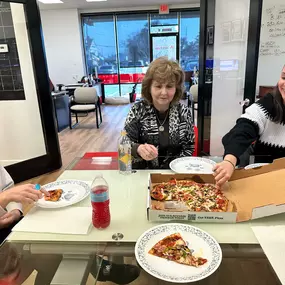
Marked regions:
[44,189,63,202]
[148,233,207,267]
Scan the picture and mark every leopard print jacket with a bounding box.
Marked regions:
[124,100,195,169]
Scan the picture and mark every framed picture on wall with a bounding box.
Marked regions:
[0,2,25,101]
[221,22,231,43]
[231,19,244,42]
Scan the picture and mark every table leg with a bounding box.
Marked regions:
[50,254,94,285]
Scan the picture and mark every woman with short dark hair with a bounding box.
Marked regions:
[124,57,195,169]
[214,65,285,187]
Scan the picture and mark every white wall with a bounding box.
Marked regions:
[40,9,85,85]
[0,3,46,166]
[209,0,250,155]
[256,0,285,88]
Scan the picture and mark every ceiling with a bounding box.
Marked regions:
[38,0,199,10]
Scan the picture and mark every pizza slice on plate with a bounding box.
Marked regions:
[148,233,207,267]
[44,189,63,202]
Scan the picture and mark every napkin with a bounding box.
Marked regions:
[12,207,92,235]
[251,225,285,284]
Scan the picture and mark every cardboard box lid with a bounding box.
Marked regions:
[227,173,285,221]
[227,158,285,221]
[230,158,285,181]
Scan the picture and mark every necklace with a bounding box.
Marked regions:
[155,109,169,132]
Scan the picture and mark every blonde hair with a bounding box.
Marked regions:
[142,57,185,104]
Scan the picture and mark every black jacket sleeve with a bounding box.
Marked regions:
[222,99,268,163]
[222,118,259,162]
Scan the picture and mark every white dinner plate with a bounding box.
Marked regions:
[135,223,222,283]
[244,163,269,170]
[170,157,216,174]
[36,180,90,209]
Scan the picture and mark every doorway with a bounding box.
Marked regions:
[150,33,179,61]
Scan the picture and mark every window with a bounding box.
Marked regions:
[81,10,200,97]
[150,12,179,26]
[120,83,142,97]
[180,11,200,72]
[117,14,149,88]
[82,15,118,97]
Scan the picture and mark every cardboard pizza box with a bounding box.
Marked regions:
[147,158,285,223]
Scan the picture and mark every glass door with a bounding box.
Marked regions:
[151,34,178,61]
[198,0,262,156]
[0,0,61,182]
[150,12,179,62]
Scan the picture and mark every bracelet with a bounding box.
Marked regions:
[224,159,235,169]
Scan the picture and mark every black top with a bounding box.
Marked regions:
[223,93,285,164]
[125,100,194,169]
[154,108,170,165]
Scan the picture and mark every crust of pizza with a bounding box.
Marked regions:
[226,200,236,212]
[148,233,185,254]
[44,189,63,202]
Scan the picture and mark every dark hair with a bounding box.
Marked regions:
[141,57,185,105]
[271,85,284,123]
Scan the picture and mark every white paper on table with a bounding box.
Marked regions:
[251,225,285,285]
[12,207,92,235]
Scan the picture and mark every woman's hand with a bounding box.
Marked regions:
[1,184,49,207]
[0,210,21,229]
[137,144,158,161]
[213,155,237,188]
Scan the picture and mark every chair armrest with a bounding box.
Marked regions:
[187,91,194,108]
[56,84,65,91]
[69,95,75,107]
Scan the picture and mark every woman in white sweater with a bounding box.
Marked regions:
[214,65,285,187]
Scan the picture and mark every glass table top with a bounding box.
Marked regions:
[0,240,281,285]
[1,153,280,284]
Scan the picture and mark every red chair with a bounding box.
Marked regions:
[193,126,198,157]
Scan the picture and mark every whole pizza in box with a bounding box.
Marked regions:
[150,178,235,212]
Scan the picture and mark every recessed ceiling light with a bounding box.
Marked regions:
[38,0,63,3]
[86,0,107,2]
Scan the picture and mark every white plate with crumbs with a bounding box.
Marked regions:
[37,180,90,209]
[170,157,216,174]
[244,163,269,170]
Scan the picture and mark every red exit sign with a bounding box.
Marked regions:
[159,4,169,14]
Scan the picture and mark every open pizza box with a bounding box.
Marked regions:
[147,158,285,223]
